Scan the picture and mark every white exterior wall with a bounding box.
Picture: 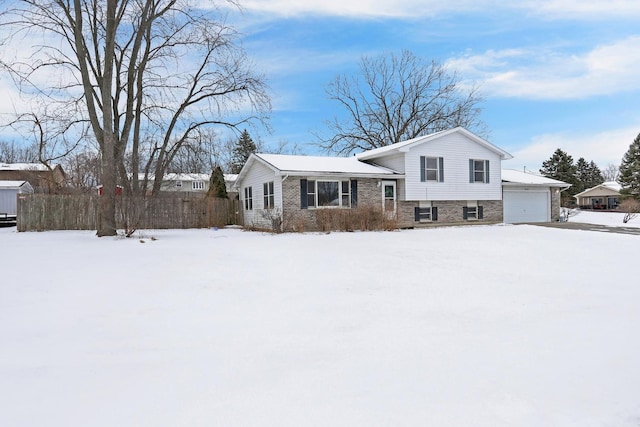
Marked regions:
[403,133,503,201]
[238,161,282,229]
[372,153,405,173]
[0,189,19,215]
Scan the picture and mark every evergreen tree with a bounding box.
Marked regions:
[540,148,579,196]
[575,158,604,193]
[207,165,228,198]
[230,129,257,174]
[618,132,640,198]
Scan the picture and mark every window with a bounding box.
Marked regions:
[175,180,183,188]
[263,181,274,209]
[244,186,253,211]
[303,179,351,208]
[469,159,490,183]
[414,202,438,222]
[192,181,205,190]
[463,201,483,220]
[420,156,444,182]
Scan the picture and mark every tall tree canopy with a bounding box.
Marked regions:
[618,132,640,198]
[575,157,604,194]
[230,129,257,173]
[320,50,485,155]
[1,0,270,236]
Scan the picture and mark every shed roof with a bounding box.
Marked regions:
[0,180,34,191]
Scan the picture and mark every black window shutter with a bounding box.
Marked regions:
[463,206,468,220]
[432,207,438,221]
[469,159,474,183]
[350,180,358,208]
[485,160,490,183]
[414,207,420,221]
[300,179,308,209]
[420,156,426,182]
[438,157,444,182]
[478,206,484,219]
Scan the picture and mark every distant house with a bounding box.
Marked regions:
[0,163,66,193]
[501,169,571,223]
[132,172,238,196]
[235,127,516,231]
[160,173,210,192]
[574,181,621,210]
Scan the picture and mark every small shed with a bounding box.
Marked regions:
[502,170,570,223]
[0,180,34,223]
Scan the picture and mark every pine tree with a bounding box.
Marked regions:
[207,165,228,198]
[540,148,579,196]
[618,132,640,198]
[230,129,257,174]
[575,158,604,193]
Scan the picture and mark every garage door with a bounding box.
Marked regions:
[503,189,550,223]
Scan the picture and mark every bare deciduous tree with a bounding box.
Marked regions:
[602,164,619,182]
[320,50,485,155]
[1,0,270,236]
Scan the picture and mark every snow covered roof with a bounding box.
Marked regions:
[0,180,34,192]
[601,181,622,192]
[0,163,55,171]
[164,173,209,181]
[501,169,571,188]
[356,127,513,161]
[253,153,399,176]
[574,181,622,198]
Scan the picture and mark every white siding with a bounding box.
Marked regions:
[403,133,503,201]
[0,189,19,215]
[372,153,405,173]
[238,161,282,229]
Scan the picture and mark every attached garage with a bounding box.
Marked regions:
[503,188,550,223]
[502,170,570,224]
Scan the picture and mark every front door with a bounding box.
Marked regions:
[382,181,396,217]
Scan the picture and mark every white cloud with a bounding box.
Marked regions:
[526,0,640,19]
[503,125,640,171]
[235,0,640,19]
[448,36,640,100]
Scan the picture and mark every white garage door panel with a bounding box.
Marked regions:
[504,190,550,223]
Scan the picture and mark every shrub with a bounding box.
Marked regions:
[620,199,640,224]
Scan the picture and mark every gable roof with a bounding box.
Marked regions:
[355,127,513,161]
[236,153,399,184]
[574,181,622,198]
[501,169,570,188]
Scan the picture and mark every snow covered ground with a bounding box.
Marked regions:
[569,209,640,228]
[1,224,639,426]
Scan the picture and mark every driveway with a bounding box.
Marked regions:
[529,221,640,236]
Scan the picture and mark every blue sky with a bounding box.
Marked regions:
[225,0,640,171]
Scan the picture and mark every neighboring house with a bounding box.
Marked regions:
[130,172,238,197]
[501,169,570,223]
[0,163,65,193]
[574,181,622,210]
[160,173,210,192]
[0,180,34,224]
[235,127,514,230]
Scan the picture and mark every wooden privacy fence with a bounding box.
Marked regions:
[17,193,242,231]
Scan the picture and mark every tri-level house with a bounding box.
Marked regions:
[235,127,531,231]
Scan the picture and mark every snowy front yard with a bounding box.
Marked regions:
[1,224,639,426]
